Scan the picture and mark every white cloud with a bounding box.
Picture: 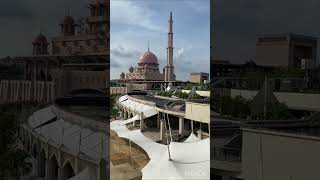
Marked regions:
[111,45,141,59]
[111,0,166,32]
[185,0,210,14]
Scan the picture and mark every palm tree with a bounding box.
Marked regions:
[8,148,32,180]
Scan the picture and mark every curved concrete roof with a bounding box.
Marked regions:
[27,106,108,162]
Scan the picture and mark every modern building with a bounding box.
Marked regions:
[256,34,317,68]
[190,72,209,84]
[211,60,273,79]
[211,116,320,180]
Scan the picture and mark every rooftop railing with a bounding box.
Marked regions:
[155,102,185,112]
[212,146,242,162]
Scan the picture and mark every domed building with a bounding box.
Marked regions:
[119,12,176,91]
[32,33,49,55]
[124,47,164,81]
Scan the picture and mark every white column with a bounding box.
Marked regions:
[198,123,202,139]
[45,145,49,178]
[124,109,127,120]
[178,117,184,135]
[160,119,165,141]
[140,112,144,131]
[157,113,160,129]
[119,110,123,118]
[132,113,136,127]
[75,156,80,174]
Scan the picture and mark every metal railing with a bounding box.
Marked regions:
[155,102,185,112]
[212,146,242,162]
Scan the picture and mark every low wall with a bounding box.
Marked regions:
[182,90,210,97]
[0,80,54,104]
[110,86,127,95]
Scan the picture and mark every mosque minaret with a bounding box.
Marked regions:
[164,11,176,82]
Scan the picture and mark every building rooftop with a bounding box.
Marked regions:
[256,33,318,40]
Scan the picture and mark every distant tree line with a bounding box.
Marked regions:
[0,63,24,80]
[219,95,293,120]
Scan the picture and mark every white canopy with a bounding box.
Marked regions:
[184,133,201,143]
[119,96,157,119]
[111,120,210,180]
[119,95,128,102]
[122,115,139,125]
[28,106,108,161]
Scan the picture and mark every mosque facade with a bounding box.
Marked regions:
[119,12,176,90]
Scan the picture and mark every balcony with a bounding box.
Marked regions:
[212,147,241,162]
[211,146,242,173]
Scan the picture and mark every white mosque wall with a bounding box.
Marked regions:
[110,86,127,95]
[185,102,210,124]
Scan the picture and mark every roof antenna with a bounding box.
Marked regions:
[67,8,70,16]
[147,41,150,51]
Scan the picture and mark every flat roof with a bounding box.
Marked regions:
[256,33,318,40]
[190,72,209,75]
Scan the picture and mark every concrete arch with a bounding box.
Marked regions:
[62,160,75,180]
[38,148,47,177]
[32,142,39,158]
[130,112,134,118]
[48,154,59,180]
[49,151,59,162]
[40,144,48,158]
[26,137,31,152]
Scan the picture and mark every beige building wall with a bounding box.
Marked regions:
[242,128,320,180]
[110,87,127,94]
[189,73,209,83]
[256,43,290,66]
[185,102,210,124]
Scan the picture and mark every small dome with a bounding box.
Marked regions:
[33,33,48,43]
[139,51,158,64]
[120,72,125,79]
[63,16,75,24]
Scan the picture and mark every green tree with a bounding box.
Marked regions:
[8,149,32,180]
[0,110,31,179]
[0,113,17,154]
[158,91,173,97]
[220,96,250,118]
[266,102,292,120]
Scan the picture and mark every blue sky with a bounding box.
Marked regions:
[110,0,210,81]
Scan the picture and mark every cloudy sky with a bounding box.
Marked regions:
[213,0,320,64]
[110,0,210,80]
[0,0,87,57]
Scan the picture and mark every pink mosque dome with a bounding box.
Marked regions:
[139,50,158,64]
[33,33,48,44]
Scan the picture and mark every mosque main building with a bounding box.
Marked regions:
[119,12,176,90]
